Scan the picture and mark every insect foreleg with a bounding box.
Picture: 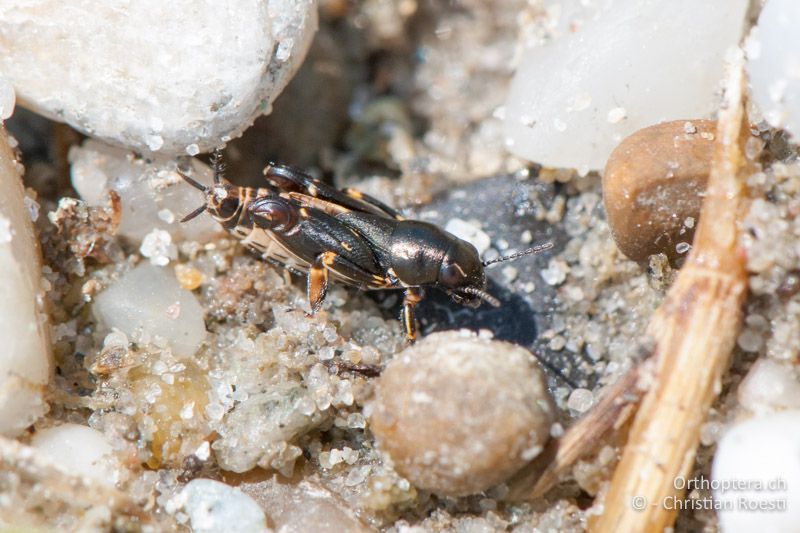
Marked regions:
[401,287,424,342]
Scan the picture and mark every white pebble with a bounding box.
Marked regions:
[158,209,176,224]
[31,424,122,485]
[347,413,366,429]
[548,335,567,351]
[194,441,211,461]
[567,388,594,413]
[180,401,195,420]
[23,196,40,222]
[0,0,317,155]
[0,132,51,437]
[205,402,225,422]
[140,228,178,266]
[747,0,800,141]
[606,107,627,124]
[180,479,269,533]
[0,77,15,120]
[523,281,536,293]
[738,359,800,414]
[276,39,294,62]
[504,0,748,170]
[736,327,764,353]
[345,465,371,487]
[93,262,207,358]
[444,218,491,255]
[713,411,800,532]
[540,258,569,286]
[501,265,518,283]
[145,134,164,152]
[103,329,129,348]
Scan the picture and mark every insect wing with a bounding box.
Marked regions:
[263,163,403,220]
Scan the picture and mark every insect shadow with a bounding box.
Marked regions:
[372,277,581,389]
[415,278,538,346]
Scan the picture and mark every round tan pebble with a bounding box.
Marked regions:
[369,330,554,497]
[603,119,715,262]
[175,263,205,291]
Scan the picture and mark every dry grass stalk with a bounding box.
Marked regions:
[590,58,751,531]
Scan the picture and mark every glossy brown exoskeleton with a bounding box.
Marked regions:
[180,154,552,341]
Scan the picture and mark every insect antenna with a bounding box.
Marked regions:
[210,148,226,184]
[180,204,208,223]
[461,287,502,308]
[482,241,554,267]
[178,171,209,192]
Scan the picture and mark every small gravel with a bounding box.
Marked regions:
[369,330,554,497]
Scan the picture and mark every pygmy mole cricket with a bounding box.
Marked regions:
[180,154,552,341]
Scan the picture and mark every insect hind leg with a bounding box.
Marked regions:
[307,251,387,313]
[308,252,335,313]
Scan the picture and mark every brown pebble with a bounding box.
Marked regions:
[369,331,554,497]
[603,119,716,262]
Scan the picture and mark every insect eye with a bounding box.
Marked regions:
[216,197,240,219]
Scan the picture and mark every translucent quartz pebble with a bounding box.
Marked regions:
[0,128,51,437]
[93,262,207,358]
[180,479,269,533]
[238,476,373,533]
[70,140,218,244]
[504,0,747,171]
[747,0,800,140]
